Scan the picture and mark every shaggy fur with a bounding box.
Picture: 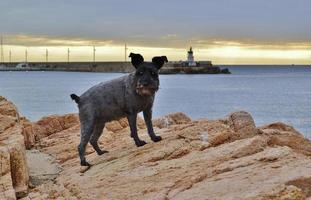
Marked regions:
[71,53,168,166]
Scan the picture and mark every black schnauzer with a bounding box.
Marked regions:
[71,53,168,166]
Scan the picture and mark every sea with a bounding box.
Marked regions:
[0,66,310,139]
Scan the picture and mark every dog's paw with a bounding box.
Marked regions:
[81,160,91,167]
[135,140,147,147]
[97,150,109,155]
[152,135,162,142]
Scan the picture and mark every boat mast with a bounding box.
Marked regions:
[124,43,127,62]
[0,35,4,63]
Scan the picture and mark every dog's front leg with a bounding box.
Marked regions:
[143,108,162,142]
[127,114,147,147]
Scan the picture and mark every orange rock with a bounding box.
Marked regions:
[27,110,310,200]
[0,146,16,200]
[2,96,311,200]
[20,117,37,149]
[0,114,18,135]
[105,116,145,133]
[6,128,29,198]
[153,112,191,128]
[19,113,79,149]
[36,113,79,137]
[228,111,260,140]
[261,122,311,156]
[0,96,19,118]
[106,120,125,133]
[0,96,29,199]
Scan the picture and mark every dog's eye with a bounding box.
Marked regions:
[151,71,156,76]
[138,71,144,75]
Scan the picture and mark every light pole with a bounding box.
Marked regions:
[25,49,28,63]
[67,48,70,63]
[93,46,96,62]
[46,49,49,62]
[124,43,128,62]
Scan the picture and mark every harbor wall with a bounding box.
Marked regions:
[0,61,228,74]
[1,62,134,72]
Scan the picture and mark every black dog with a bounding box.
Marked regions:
[71,53,168,166]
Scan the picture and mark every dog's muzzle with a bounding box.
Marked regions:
[136,84,158,96]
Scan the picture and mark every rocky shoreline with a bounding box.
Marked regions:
[1,96,311,199]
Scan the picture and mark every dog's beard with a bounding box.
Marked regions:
[136,84,158,96]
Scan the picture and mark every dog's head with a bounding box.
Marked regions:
[129,53,168,96]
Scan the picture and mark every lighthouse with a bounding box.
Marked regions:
[187,47,196,66]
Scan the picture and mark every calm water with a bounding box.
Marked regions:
[0,66,310,138]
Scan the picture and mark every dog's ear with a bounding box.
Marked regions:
[129,53,144,68]
[152,56,168,70]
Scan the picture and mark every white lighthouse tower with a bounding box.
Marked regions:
[187,47,196,66]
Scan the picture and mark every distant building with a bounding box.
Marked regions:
[187,47,196,66]
[170,47,211,68]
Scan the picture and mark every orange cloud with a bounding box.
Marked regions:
[1,34,311,64]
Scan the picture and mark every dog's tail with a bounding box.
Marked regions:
[70,94,80,104]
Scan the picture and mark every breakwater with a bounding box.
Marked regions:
[0,61,230,74]
[1,62,132,72]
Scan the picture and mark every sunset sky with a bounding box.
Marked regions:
[1,0,311,64]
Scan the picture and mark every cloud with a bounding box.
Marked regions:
[1,0,311,42]
[2,34,311,64]
[2,34,114,47]
[3,34,311,52]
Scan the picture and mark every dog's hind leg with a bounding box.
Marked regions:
[90,122,108,155]
[78,118,95,166]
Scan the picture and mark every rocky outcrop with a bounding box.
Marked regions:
[23,111,311,200]
[0,96,20,118]
[261,122,311,157]
[228,111,260,139]
[153,112,192,128]
[21,114,79,149]
[0,97,29,199]
[0,146,16,200]
[1,96,311,200]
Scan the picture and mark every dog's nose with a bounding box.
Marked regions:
[140,82,149,86]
